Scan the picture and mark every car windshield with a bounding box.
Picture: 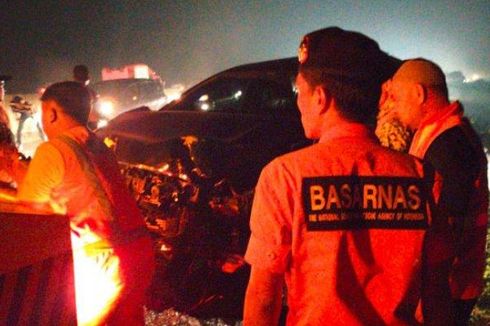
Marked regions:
[164,76,296,115]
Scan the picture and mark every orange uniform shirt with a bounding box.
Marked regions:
[17,126,154,325]
[246,122,430,325]
[18,126,146,235]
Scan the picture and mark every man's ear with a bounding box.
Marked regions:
[313,85,331,114]
[50,109,58,123]
[46,106,58,123]
[414,83,426,105]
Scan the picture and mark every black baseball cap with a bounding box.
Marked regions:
[298,27,401,83]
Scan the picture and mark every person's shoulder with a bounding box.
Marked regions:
[86,86,98,101]
[427,125,482,170]
[379,145,425,176]
[375,143,415,159]
[29,141,65,171]
[43,134,83,161]
[36,140,59,152]
[433,124,481,153]
[267,143,320,168]
[259,143,337,186]
[34,141,63,158]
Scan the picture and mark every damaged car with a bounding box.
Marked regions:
[96,57,308,320]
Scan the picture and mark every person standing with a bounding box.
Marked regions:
[243,27,450,325]
[73,64,92,86]
[1,81,154,325]
[9,95,45,146]
[0,75,12,128]
[389,58,489,325]
[73,64,97,103]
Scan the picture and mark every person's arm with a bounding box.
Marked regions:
[425,126,479,240]
[17,142,64,207]
[243,266,284,326]
[243,161,293,325]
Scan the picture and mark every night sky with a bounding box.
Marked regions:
[1,0,489,93]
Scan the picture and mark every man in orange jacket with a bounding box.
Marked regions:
[1,81,154,325]
[390,58,489,325]
[243,27,451,325]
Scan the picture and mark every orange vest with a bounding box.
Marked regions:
[18,127,154,325]
[409,101,489,299]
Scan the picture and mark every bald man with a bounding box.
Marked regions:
[390,58,489,325]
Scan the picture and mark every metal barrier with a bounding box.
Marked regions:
[0,206,76,326]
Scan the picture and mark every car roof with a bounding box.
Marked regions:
[223,57,297,73]
[96,57,302,144]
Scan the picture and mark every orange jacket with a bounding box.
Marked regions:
[246,122,431,325]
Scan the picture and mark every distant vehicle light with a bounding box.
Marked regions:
[199,94,209,102]
[200,103,210,111]
[234,90,242,99]
[98,100,115,118]
[97,119,109,129]
[148,97,167,111]
[464,73,482,83]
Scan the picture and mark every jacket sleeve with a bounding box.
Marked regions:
[245,160,293,273]
[17,142,65,204]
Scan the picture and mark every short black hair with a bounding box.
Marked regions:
[41,81,91,124]
[300,67,382,124]
[298,27,401,124]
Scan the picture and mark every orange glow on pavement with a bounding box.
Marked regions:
[71,233,122,326]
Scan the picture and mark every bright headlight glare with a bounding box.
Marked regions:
[97,119,109,129]
[98,100,115,118]
[200,103,210,111]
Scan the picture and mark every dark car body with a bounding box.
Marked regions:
[97,57,307,190]
[95,57,308,319]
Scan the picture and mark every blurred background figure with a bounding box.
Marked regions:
[0,75,29,188]
[0,75,12,128]
[73,64,97,104]
[0,119,18,187]
[73,64,91,86]
[9,95,45,147]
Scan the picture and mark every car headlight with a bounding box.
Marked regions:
[200,102,210,111]
[97,100,115,118]
[97,119,109,129]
